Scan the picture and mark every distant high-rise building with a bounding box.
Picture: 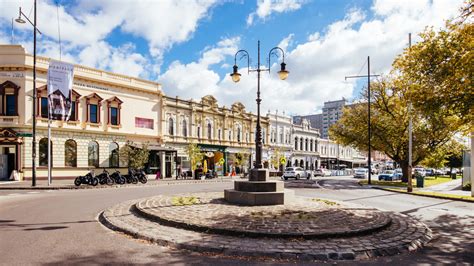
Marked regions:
[321,98,346,139]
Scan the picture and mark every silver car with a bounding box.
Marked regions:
[353,168,368,179]
[283,167,305,180]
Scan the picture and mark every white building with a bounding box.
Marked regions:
[267,111,293,170]
[291,118,320,170]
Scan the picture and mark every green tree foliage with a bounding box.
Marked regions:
[331,4,472,179]
[119,141,150,169]
[185,143,204,172]
[230,152,250,167]
[392,6,473,130]
[330,77,462,179]
[445,140,466,171]
[270,148,286,170]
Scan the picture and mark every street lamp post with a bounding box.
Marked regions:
[15,2,42,186]
[230,41,288,172]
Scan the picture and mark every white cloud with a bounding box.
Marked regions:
[0,0,218,77]
[159,37,240,99]
[161,0,465,116]
[247,0,304,26]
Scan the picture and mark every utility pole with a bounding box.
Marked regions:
[407,33,413,192]
[345,56,380,185]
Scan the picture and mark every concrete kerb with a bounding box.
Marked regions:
[369,186,474,203]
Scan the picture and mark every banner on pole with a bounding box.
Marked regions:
[47,60,74,121]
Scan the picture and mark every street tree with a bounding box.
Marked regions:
[392,4,473,129]
[330,77,463,179]
[119,141,150,169]
[185,142,204,178]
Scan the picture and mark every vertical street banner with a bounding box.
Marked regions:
[47,60,74,121]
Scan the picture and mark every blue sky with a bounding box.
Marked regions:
[0,0,464,115]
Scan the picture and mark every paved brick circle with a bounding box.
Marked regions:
[135,193,391,238]
[99,194,432,261]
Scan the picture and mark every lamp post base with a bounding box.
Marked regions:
[224,168,292,206]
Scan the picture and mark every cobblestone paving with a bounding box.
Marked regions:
[99,195,433,261]
[135,193,391,238]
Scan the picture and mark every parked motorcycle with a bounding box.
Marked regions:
[74,170,98,186]
[97,169,114,185]
[125,168,138,184]
[110,170,126,185]
[135,169,147,184]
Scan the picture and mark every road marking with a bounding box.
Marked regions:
[27,191,40,194]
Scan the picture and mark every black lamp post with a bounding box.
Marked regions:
[230,41,288,169]
[15,2,42,186]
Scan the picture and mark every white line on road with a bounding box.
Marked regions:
[27,192,40,194]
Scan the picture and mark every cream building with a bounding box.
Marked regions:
[0,45,163,180]
[291,118,321,170]
[267,111,293,170]
[162,95,270,176]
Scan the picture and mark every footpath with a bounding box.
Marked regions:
[0,176,243,190]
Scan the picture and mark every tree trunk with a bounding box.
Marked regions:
[400,160,410,183]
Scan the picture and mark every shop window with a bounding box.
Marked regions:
[0,81,20,116]
[182,120,187,137]
[106,96,122,126]
[5,95,16,116]
[109,142,119,168]
[207,123,212,140]
[168,117,174,135]
[110,107,118,125]
[39,138,52,167]
[90,104,98,123]
[40,97,48,118]
[85,92,103,123]
[65,139,77,167]
[88,141,99,167]
[70,101,76,121]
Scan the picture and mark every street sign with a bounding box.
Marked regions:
[17,132,33,137]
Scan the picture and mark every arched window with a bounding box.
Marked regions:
[88,141,99,167]
[109,142,119,168]
[300,138,303,150]
[182,120,187,137]
[168,117,174,135]
[294,137,298,150]
[65,139,77,167]
[207,122,212,140]
[310,139,313,152]
[39,138,52,167]
[305,139,309,151]
[237,127,241,143]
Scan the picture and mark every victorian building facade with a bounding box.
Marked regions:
[161,95,270,176]
[0,45,163,180]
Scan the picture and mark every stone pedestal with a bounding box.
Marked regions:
[224,168,292,206]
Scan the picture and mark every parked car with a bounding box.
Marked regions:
[393,168,403,180]
[378,170,397,181]
[413,168,426,177]
[353,168,369,179]
[434,169,445,175]
[282,167,306,180]
[425,168,436,176]
[364,166,378,175]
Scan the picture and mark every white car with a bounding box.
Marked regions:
[283,167,306,180]
[353,168,369,179]
[413,168,426,177]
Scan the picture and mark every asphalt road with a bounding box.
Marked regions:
[0,177,473,265]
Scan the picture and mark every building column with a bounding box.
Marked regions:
[160,151,166,178]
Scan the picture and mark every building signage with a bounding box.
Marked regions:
[47,60,74,121]
[0,72,24,78]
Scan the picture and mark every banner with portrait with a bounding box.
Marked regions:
[47,60,74,121]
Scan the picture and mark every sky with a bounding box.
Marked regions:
[0,0,465,116]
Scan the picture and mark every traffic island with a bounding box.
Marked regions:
[99,192,432,262]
